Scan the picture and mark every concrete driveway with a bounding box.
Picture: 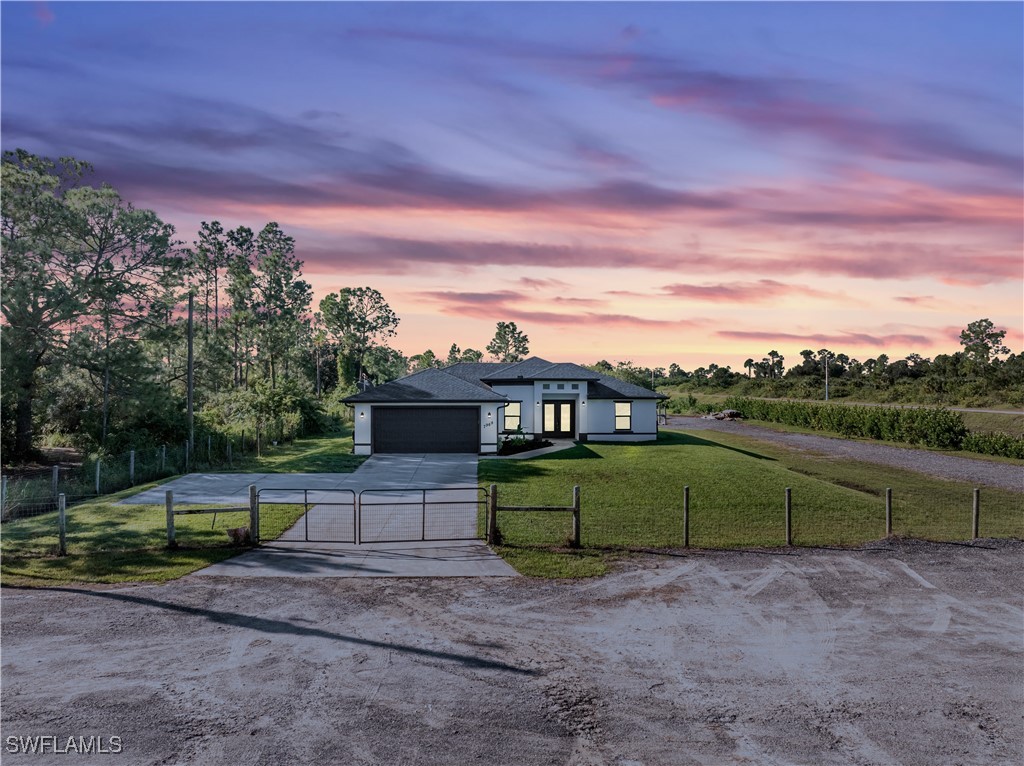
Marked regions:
[121,453,480,504]
[121,454,516,578]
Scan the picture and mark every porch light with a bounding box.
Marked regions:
[359,411,365,419]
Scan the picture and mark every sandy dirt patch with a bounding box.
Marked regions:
[2,540,1021,765]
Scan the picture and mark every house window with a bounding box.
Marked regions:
[615,401,632,431]
[571,384,579,390]
[542,384,550,390]
[557,383,565,390]
[504,402,521,432]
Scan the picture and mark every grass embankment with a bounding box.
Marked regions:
[479,430,1023,578]
[1,432,358,586]
[229,432,366,473]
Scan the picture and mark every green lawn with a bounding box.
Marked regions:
[479,430,1024,577]
[228,432,366,473]
[1,431,358,586]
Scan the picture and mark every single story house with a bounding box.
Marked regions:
[344,356,667,455]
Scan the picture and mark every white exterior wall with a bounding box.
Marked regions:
[491,384,535,435]
[586,398,659,441]
[352,402,498,455]
[479,402,500,454]
[353,403,372,455]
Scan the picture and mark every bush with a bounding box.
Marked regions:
[961,432,1024,460]
[723,397,968,449]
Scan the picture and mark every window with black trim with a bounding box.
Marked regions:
[504,401,522,432]
[615,401,632,431]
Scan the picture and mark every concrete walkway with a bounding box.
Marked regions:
[122,454,517,578]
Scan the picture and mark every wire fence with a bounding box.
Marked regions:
[0,430,271,522]
[493,484,1023,551]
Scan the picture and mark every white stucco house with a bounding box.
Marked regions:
[344,357,667,455]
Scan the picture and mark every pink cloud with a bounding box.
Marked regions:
[34,1,54,26]
[659,279,838,303]
[416,289,704,330]
[717,330,935,348]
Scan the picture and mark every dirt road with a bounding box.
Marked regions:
[670,416,1024,491]
[2,541,1021,765]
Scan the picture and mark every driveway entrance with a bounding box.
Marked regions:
[122,454,516,577]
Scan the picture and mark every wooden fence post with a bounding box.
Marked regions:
[57,493,67,557]
[51,465,60,499]
[683,485,690,548]
[885,488,892,537]
[95,459,101,495]
[785,487,792,546]
[571,485,581,548]
[249,484,259,544]
[165,490,176,548]
[129,450,136,486]
[487,484,498,544]
[972,488,980,540]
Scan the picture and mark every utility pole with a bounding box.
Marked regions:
[824,351,831,401]
[187,292,195,466]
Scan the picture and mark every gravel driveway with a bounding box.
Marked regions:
[669,416,1024,492]
[2,541,1020,765]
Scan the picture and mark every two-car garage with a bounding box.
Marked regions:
[371,406,480,454]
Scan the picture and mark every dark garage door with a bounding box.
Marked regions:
[372,406,479,453]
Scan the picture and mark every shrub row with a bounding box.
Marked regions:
[723,397,969,450]
[961,431,1024,460]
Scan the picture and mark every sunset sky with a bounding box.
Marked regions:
[3,1,1022,370]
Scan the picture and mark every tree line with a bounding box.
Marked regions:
[651,318,1021,408]
[0,150,532,462]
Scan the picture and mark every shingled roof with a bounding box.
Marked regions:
[344,358,667,403]
[343,367,507,403]
[588,374,668,400]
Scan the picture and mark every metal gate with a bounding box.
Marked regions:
[257,488,358,543]
[256,487,485,544]
[357,487,486,543]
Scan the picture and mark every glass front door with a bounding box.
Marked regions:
[542,401,575,437]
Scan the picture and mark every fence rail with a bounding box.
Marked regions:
[488,484,581,547]
[1,433,272,522]
[2,480,1019,565]
[488,484,1020,552]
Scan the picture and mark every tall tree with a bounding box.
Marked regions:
[224,226,257,387]
[252,223,311,388]
[409,349,440,371]
[959,318,1010,364]
[486,321,530,363]
[1,150,176,457]
[319,287,399,387]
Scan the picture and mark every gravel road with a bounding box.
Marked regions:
[2,541,1021,765]
[669,416,1024,492]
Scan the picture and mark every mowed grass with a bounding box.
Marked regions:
[0,431,361,586]
[960,411,1024,438]
[227,431,365,473]
[479,430,1023,577]
[1,488,306,585]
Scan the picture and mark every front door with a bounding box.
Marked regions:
[542,400,575,438]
